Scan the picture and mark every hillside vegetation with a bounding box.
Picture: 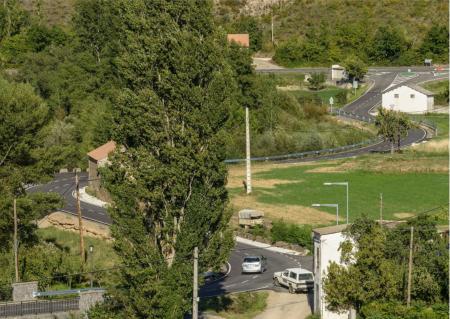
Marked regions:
[216,0,449,66]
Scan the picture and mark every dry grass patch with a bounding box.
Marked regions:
[227,161,337,188]
[230,193,337,225]
[394,212,415,219]
[412,139,448,154]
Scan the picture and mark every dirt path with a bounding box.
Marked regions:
[253,291,313,319]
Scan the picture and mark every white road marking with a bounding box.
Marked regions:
[252,275,258,279]
[224,283,237,288]
[242,280,249,284]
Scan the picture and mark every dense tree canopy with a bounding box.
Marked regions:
[323,215,448,317]
[90,1,235,317]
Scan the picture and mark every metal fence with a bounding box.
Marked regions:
[0,298,79,317]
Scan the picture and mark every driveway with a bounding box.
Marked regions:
[254,291,313,319]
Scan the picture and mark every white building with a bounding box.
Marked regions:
[331,65,346,81]
[313,224,349,319]
[382,84,434,113]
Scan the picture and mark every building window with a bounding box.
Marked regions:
[410,94,415,98]
[394,94,399,98]
[316,246,320,272]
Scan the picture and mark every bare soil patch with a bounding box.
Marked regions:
[230,193,337,225]
[38,211,111,240]
[253,291,312,319]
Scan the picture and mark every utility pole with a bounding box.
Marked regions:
[76,172,85,265]
[245,106,252,194]
[13,198,19,282]
[407,226,414,307]
[192,247,199,319]
[271,13,274,45]
[379,193,383,223]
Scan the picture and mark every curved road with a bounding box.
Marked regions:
[29,66,447,296]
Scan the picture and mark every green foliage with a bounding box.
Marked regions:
[344,55,368,81]
[323,215,448,315]
[375,108,412,153]
[420,25,449,62]
[261,0,448,66]
[0,0,30,42]
[360,301,448,319]
[271,220,312,251]
[229,15,263,52]
[91,1,235,317]
[200,291,268,319]
[307,73,326,91]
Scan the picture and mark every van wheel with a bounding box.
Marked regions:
[273,278,280,287]
[289,285,295,294]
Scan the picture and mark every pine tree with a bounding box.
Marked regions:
[96,1,235,317]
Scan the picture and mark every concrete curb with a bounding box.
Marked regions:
[72,186,109,208]
[235,236,307,256]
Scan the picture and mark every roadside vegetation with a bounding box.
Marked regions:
[200,291,269,319]
[423,80,449,106]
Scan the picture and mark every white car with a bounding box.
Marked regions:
[241,256,267,274]
[273,268,314,293]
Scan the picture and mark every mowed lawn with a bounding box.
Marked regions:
[246,162,447,222]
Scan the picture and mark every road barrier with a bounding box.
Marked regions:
[224,137,381,164]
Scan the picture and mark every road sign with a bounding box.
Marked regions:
[329,97,334,105]
[352,80,358,89]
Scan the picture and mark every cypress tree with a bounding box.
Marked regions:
[98,1,235,317]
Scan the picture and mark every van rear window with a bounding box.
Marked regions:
[298,274,313,280]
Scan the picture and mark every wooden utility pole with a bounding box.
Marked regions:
[245,106,252,194]
[13,198,19,282]
[407,226,414,307]
[192,247,199,319]
[76,172,85,265]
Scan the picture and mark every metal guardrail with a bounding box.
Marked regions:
[34,287,106,297]
[224,138,381,164]
[224,108,382,164]
[0,298,79,317]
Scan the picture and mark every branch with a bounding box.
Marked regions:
[0,143,14,167]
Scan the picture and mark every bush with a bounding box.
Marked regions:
[360,301,449,319]
[271,220,313,251]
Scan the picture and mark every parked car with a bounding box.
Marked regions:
[241,255,267,274]
[273,268,314,293]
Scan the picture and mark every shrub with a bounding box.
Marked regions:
[271,220,313,251]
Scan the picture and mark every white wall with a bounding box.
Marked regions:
[382,86,433,113]
[314,232,349,319]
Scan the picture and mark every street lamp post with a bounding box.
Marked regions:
[323,182,349,224]
[89,245,94,288]
[312,204,339,225]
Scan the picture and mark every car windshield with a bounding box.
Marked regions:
[298,274,313,280]
[243,257,260,263]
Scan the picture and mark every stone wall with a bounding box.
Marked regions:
[79,290,105,314]
[12,281,38,302]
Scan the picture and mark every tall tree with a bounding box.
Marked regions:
[369,26,409,64]
[419,24,449,61]
[344,55,368,81]
[375,107,398,154]
[94,1,235,317]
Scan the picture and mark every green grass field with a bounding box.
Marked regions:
[229,150,448,224]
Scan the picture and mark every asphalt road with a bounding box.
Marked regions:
[29,66,447,296]
[200,242,313,297]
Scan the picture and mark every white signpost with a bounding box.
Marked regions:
[352,80,358,95]
[329,96,334,114]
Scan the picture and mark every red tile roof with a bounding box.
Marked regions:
[87,141,116,161]
[227,34,250,47]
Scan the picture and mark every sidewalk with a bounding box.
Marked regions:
[235,236,308,256]
[73,187,109,208]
